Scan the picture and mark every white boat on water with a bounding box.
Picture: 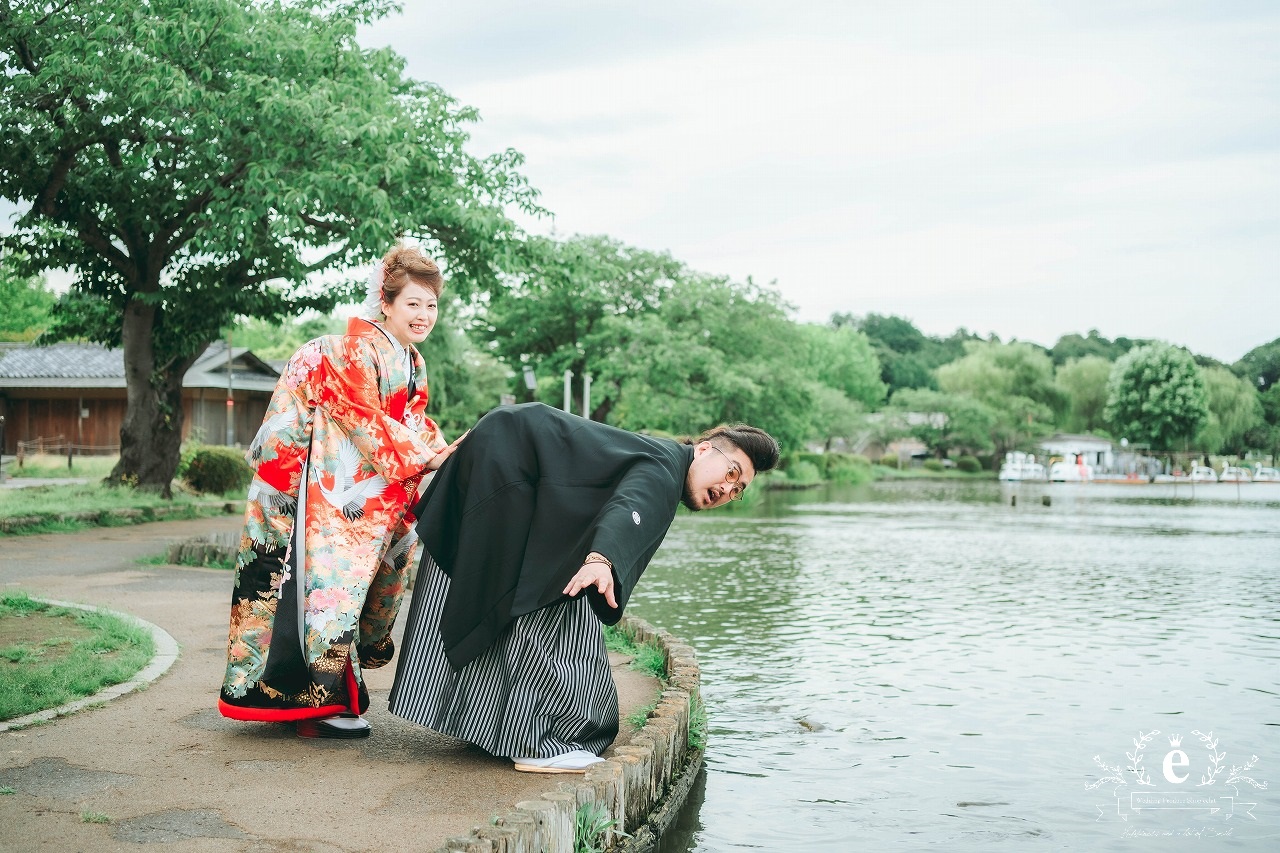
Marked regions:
[1049,455,1093,482]
[998,451,1047,481]
[1188,465,1218,483]
[1219,466,1252,483]
[1254,466,1280,482]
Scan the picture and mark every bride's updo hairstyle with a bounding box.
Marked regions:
[381,245,444,302]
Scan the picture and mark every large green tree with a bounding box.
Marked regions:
[934,340,1060,455]
[1049,330,1143,365]
[888,388,996,458]
[1104,342,1208,450]
[1,0,537,492]
[936,340,1061,411]
[1234,337,1280,392]
[838,313,985,397]
[795,324,886,410]
[475,234,681,421]
[1054,355,1113,433]
[600,273,817,451]
[1245,384,1280,463]
[1193,365,1264,456]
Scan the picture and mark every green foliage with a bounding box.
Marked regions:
[1049,329,1143,365]
[689,692,708,751]
[1104,343,1208,450]
[822,452,873,484]
[889,388,997,457]
[933,341,1061,456]
[416,300,519,436]
[838,312,982,395]
[1055,355,1113,433]
[922,459,945,472]
[955,454,981,473]
[782,461,822,485]
[231,314,345,363]
[574,802,627,853]
[1,0,538,488]
[182,448,251,494]
[478,234,682,418]
[792,452,825,469]
[1234,337,1280,392]
[80,812,111,824]
[1245,384,1280,461]
[0,592,154,721]
[796,324,886,408]
[1194,366,1264,455]
[937,340,1062,411]
[878,454,900,468]
[175,442,203,481]
[0,255,55,341]
[600,273,817,451]
[602,624,665,679]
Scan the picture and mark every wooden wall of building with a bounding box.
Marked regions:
[0,389,271,454]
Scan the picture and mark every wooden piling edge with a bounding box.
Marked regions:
[433,613,705,853]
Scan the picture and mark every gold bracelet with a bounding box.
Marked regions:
[584,553,612,569]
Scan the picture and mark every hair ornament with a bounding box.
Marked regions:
[361,263,386,318]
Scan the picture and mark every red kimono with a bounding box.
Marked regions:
[219,317,446,722]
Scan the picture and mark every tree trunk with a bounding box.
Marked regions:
[106,297,197,497]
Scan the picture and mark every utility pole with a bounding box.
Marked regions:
[226,330,236,446]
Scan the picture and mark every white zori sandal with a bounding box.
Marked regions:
[512,749,605,774]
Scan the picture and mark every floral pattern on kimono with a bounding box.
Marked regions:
[219,317,446,722]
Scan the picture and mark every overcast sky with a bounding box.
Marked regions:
[359,1,1278,364]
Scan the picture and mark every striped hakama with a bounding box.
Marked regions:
[388,556,619,759]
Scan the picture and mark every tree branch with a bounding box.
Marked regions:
[75,218,138,285]
[33,0,76,28]
[34,145,84,215]
[299,212,347,234]
[155,159,250,258]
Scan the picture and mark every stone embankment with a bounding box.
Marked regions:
[434,614,704,853]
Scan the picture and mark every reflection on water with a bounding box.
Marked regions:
[631,480,1280,851]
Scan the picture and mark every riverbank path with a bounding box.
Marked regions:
[0,516,658,852]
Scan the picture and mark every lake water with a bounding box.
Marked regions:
[627,479,1280,852]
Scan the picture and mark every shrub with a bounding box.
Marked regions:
[184,447,252,494]
[175,441,203,480]
[825,452,873,484]
[922,458,945,472]
[955,455,981,473]
[879,454,900,469]
[784,461,822,485]
[788,452,826,471]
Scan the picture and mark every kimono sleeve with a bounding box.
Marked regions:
[585,457,683,622]
[311,337,438,486]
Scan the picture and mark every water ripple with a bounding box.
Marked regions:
[639,480,1280,852]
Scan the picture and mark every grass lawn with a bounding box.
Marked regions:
[0,482,241,535]
[0,592,155,722]
[2,453,118,480]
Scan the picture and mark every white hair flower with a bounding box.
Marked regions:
[361,263,386,319]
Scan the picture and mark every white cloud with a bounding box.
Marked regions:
[376,3,1279,361]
